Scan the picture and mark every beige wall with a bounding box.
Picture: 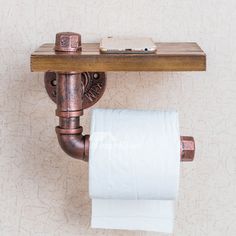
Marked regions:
[0,0,236,235]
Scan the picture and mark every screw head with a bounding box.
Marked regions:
[55,32,81,52]
[181,136,195,161]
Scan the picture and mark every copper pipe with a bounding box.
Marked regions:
[56,73,83,113]
[55,72,195,162]
[56,128,89,161]
[55,72,89,161]
[54,33,89,162]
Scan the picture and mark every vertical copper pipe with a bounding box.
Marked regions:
[55,72,89,161]
[59,117,80,129]
[56,73,83,112]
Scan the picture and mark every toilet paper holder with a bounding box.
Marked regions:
[31,32,206,162]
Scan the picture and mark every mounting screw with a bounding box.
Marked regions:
[51,79,57,86]
[55,32,81,52]
[93,73,99,79]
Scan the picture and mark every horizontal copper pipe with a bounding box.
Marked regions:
[56,128,194,162]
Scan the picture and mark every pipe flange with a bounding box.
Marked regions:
[44,72,106,109]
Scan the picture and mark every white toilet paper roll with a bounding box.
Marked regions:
[89,109,180,233]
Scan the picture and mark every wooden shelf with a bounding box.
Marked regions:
[31,42,206,72]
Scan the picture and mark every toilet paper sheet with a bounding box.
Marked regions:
[89,109,180,233]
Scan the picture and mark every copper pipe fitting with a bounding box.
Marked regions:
[56,72,89,161]
[180,136,195,161]
[55,32,81,52]
[56,125,89,161]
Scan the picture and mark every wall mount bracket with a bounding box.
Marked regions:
[44,71,106,109]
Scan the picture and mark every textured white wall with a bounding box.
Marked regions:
[0,0,236,235]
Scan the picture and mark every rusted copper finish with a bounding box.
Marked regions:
[180,136,195,161]
[51,32,105,161]
[44,72,106,109]
[55,32,81,52]
[56,126,83,135]
[56,110,84,118]
[84,135,90,161]
[56,73,83,112]
[59,117,80,129]
[56,72,88,160]
[82,72,107,109]
[44,72,57,99]
[56,131,88,161]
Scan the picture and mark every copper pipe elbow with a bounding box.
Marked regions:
[56,127,89,161]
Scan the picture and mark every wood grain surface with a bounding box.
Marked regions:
[31,43,206,72]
